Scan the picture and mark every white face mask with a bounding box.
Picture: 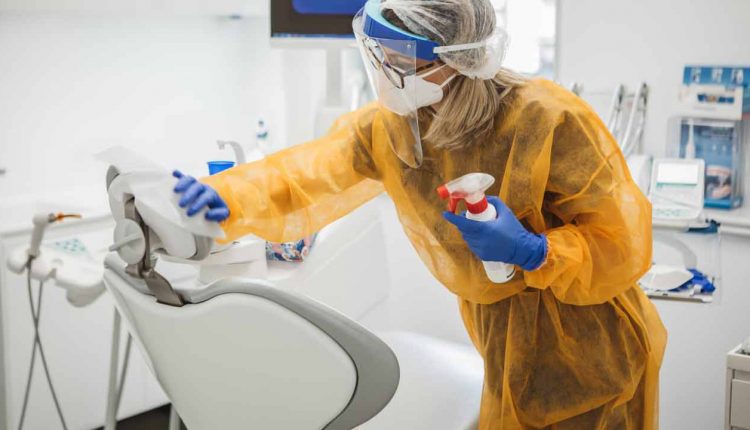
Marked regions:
[376,64,457,116]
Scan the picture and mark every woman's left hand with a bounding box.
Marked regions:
[443,196,547,271]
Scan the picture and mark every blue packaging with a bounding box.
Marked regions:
[678,120,744,209]
[683,66,750,115]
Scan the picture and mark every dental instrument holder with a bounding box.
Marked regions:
[571,82,648,156]
[620,83,649,158]
[6,213,106,307]
[607,84,626,135]
[644,219,722,303]
[640,157,723,302]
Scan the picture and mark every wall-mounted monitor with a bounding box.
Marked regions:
[270,0,366,48]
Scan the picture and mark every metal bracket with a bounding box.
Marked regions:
[123,198,184,307]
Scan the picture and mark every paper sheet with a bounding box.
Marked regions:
[96,146,225,239]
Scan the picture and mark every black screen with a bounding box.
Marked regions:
[270,1,362,39]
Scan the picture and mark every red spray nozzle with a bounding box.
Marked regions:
[436,184,462,212]
[437,173,495,214]
[436,185,450,200]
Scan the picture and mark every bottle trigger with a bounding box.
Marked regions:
[449,196,461,213]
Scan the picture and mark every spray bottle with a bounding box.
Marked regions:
[437,173,516,283]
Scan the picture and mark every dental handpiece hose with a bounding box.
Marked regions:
[438,173,516,283]
[17,212,79,430]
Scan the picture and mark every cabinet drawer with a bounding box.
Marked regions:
[731,379,750,429]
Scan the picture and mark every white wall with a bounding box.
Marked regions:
[0,12,306,205]
[0,10,473,429]
[558,1,750,428]
[558,0,750,156]
[0,9,341,429]
[360,198,473,347]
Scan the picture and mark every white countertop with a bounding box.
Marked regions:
[705,206,750,228]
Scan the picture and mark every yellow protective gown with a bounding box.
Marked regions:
[203,78,667,429]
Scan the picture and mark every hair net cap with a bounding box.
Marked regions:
[382,0,511,80]
[434,28,509,79]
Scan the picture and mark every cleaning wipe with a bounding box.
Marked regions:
[96,146,225,240]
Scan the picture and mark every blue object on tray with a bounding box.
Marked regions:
[671,268,716,294]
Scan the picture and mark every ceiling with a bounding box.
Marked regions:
[0,0,269,16]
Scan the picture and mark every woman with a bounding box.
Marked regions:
[174,0,667,428]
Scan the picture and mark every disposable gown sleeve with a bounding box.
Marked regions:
[523,109,652,305]
[202,104,384,243]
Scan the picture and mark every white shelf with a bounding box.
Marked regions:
[652,207,750,237]
[705,206,750,229]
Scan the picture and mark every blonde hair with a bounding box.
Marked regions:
[424,69,526,149]
[382,0,527,149]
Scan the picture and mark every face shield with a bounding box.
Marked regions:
[353,2,442,168]
[353,0,510,168]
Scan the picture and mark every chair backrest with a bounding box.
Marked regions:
[103,255,399,430]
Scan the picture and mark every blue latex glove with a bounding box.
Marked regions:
[443,196,547,271]
[172,170,230,222]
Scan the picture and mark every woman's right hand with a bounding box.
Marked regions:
[172,170,230,222]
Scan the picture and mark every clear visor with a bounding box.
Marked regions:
[353,9,423,168]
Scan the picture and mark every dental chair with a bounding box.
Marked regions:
[100,148,483,429]
[104,262,396,429]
